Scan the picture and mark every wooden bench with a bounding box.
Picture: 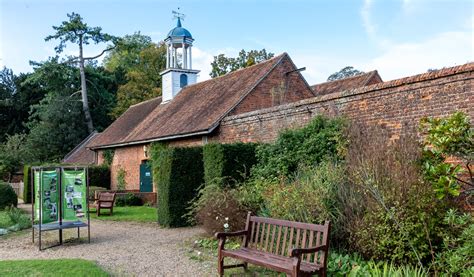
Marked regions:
[89,192,116,216]
[216,212,330,277]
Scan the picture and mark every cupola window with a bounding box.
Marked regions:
[180,74,188,88]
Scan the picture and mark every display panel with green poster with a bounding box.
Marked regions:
[35,170,59,224]
[61,169,87,221]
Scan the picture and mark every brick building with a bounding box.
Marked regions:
[66,19,473,192]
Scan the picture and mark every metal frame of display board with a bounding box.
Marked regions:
[31,166,91,251]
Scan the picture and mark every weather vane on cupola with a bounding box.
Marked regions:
[160,8,200,104]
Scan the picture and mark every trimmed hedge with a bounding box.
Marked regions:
[0,181,18,209]
[151,143,204,227]
[88,165,111,189]
[22,165,32,204]
[203,142,258,188]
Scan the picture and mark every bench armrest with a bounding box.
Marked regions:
[215,230,247,239]
[290,245,327,257]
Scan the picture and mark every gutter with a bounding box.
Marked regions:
[89,125,218,150]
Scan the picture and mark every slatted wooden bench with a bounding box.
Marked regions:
[216,212,330,277]
[89,192,116,216]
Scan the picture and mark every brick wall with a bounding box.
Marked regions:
[214,63,473,143]
[229,55,314,115]
[98,145,152,191]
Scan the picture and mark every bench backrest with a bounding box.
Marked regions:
[243,213,330,267]
[98,192,116,202]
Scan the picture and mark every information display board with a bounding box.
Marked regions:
[61,169,87,221]
[35,170,59,224]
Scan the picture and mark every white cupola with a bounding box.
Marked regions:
[160,13,200,104]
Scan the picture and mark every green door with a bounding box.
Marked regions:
[139,162,153,192]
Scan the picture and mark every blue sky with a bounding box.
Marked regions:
[1,0,472,84]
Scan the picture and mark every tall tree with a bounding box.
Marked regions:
[110,42,166,118]
[45,12,117,133]
[210,49,274,78]
[327,66,364,81]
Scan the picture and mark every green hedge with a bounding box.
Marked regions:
[22,165,32,204]
[203,142,258,188]
[151,143,204,227]
[88,165,110,189]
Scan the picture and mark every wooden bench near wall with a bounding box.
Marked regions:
[216,212,330,277]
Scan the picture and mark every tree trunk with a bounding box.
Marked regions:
[79,37,94,133]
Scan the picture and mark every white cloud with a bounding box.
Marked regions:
[361,0,376,40]
[360,30,473,81]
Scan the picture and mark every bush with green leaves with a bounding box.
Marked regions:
[203,142,258,188]
[433,209,473,275]
[345,125,450,266]
[150,143,204,227]
[420,111,473,200]
[262,162,347,243]
[116,167,127,191]
[115,192,143,207]
[251,115,347,180]
[88,165,110,189]
[0,182,17,209]
[5,206,31,230]
[188,182,247,235]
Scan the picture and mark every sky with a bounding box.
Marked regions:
[0,0,472,84]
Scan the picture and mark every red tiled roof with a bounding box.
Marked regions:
[88,53,287,149]
[311,71,382,95]
[63,131,100,164]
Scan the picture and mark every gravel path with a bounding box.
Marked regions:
[0,220,212,276]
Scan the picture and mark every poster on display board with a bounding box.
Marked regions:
[35,170,59,224]
[61,169,87,221]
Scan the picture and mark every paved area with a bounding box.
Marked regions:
[0,214,212,276]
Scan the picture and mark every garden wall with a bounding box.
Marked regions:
[214,63,473,143]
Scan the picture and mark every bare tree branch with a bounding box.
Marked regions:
[83,46,116,60]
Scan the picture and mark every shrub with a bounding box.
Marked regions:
[88,165,110,189]
[189,182,247,235]
[433,209,473,275]
[203,142,258,188]
[115,192,143,207]
[263,161,347,244]
[346,125,448,265]
[22,165,33,203]
[102,149,114,166]
[151,143,204,227]
[0,182,17,209]
[6,207,31,230]
[116,167,127,191]
[251,115,347,180]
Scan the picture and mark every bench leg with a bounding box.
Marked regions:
[243,262,248,270]
[217,254,224,276]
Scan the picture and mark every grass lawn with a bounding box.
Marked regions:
[0,211,14,228]
[0,259,109,277]
[90,206,157,223]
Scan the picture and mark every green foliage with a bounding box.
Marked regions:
[5,207,31,230]
[264,162,347,240]
[115,193,143,207]
[252,115,347,180]
[22,165,32,203]
[327,66,364,81]
[151,143,204,227]
[188,182,247,235]
[88,165,110,189]
[203,142,258,188]
[116,167,127,191]
[421,112,473,199]
[0,134,30,180]
[103,32,153,73]
[101,149,114,166]
[0,182,17,209]
[210,49,274,78]
[110,43,166,119]
[434,209,474,275]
